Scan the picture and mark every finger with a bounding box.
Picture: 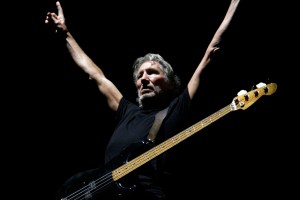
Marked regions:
[45,15,49,24]
[56,1,65,19]
[45,13,55,24]
[50,13,58,21]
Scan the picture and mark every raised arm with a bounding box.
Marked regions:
[188,0,241,99]
[45,1,122,111]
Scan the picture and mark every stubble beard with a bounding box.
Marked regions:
[137,91,159,108]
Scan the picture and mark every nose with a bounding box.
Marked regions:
[141,77,149,85]
[140,73,150,85]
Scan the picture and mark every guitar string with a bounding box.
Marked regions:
[63,104,233,200]
[63,88,266,200]
[162,105,232,151]
[62,171,113,200]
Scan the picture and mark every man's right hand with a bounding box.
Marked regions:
[45,1,68,33]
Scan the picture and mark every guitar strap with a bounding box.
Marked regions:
[147,106,169,143]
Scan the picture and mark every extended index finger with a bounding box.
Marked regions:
[56,1,65,18]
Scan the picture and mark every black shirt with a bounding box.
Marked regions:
[104,88,192,199]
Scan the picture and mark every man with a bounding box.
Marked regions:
[45,0,241,199]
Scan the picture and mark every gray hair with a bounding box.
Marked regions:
[132,53,181,107]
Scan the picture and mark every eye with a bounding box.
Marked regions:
[136,72,143,80]
[147,69,159,75]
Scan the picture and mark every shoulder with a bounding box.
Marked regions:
[116,97,139,118]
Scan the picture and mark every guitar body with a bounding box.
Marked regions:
[58,140,154,200]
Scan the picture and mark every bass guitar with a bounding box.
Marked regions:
[58,82,277,200]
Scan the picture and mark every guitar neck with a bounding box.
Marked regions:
[112,103,233,181]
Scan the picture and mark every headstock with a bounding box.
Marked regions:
[231,82,277,111]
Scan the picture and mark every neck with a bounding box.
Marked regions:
[139,95,172,110]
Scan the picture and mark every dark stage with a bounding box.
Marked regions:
[6,0,294,199]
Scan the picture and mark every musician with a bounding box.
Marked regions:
[45,0,241,199]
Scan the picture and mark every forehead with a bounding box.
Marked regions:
[138,61,162,72]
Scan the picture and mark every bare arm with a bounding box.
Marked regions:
[188,0,240,99]
[45,1,122,111]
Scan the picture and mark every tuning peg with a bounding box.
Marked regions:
[237,89,249,101]
[256,82,266,88]
[237,90,247,96]
[256,82,269,94]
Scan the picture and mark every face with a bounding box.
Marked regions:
[136,61,169,101]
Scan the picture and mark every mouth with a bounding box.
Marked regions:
[141,88,153,95]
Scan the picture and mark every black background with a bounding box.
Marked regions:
[5,0,295,199]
